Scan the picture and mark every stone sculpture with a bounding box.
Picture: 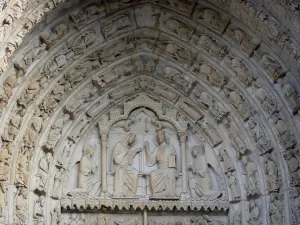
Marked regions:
[178,98,203,123]
[111,133,141,197]
[197,120,222,147]
[248,117,272,155]
[224,56,254,86]
[263,153,280,193]
[255,87,277,115]
[14,188,28,224]
[44,117,64,151]
[191,63,227,88]
[195,34,228,59]
[274,115,296,150]
[15,150,29,187]
[188,145,223,200]
[282,82,300,114]
[195,91,228,123]
[33,196,45,225]
[219,149,234,173]
[0,143,12,182]
[68,146,101,199]
[269,194,284,225]
[40,24,69,47]
[0,182,7,222]
[284,150,300,187]
[230,207,241,225]
[247,200,262,225]
[23,43,47,66]
[144,128,178,199]
[50,206,61,225]
[36,152,52,192]
[243,155,260,196]
[226,121,249,159]
[259,54,285,83]
[224,87,251,121]
[51,168,64,199]
[227,171,240,202]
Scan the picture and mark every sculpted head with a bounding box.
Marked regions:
[156,128,166,144]
[127,133,136,145]
[86,146,95,156]
[46,152,52,161]
[191,144,205,156]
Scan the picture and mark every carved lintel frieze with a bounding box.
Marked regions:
[61,198,229,212]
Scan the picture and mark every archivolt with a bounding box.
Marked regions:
[0,1,299,225]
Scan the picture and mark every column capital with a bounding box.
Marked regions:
[178,132,188,143]
[100,133,108,142]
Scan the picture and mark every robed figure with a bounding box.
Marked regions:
[111,133,141,197]
[144,128,178,198]
[188,145,223,200]
[68,146,101,199]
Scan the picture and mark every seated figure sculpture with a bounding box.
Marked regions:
[144,128,178,199]
[111,133,141,197]
[188,145,223,200]
[68,146,101,199]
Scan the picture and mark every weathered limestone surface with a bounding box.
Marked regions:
[0,0,299,224]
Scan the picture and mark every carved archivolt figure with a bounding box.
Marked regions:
[284,151,300,187]
[36,152,52,191]
[144,128,177,198]
[255,87,277,115]
[227,171,240,202]
[269,195,283,225]
[230,208,241,225]
[227,122,249,159]
[219,149,233,173]
[164,17,193,40]
[282,82,300,114]
[178,98,203,123]
[248,117,272,155]
[15,151,29,187]
[188,145,223,200]
[248,201,262,225]
[0,182,7,222]
[69,146,101,198]
[224,88,251,121]
[274,115,296,150]
[259,54,285,82]
[242,155,260,196]
[23,43,47,66]
[263,153,280,193]
[51,168,64,199]
[111,133,141,197]
[14,188,28,224]
[196,91,228,123]
[0,143,12,181]
[33,196,45,225]
[197,120,222,147]
[225,56,253,86]
[44,117,64,151]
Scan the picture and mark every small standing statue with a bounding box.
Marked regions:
[111,133,141,197]
[144,127,178,198]
[188,145,223,200]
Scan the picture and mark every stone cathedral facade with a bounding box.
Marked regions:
[0,0,300,224]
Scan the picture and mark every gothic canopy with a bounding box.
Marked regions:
[0,0,300,224]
